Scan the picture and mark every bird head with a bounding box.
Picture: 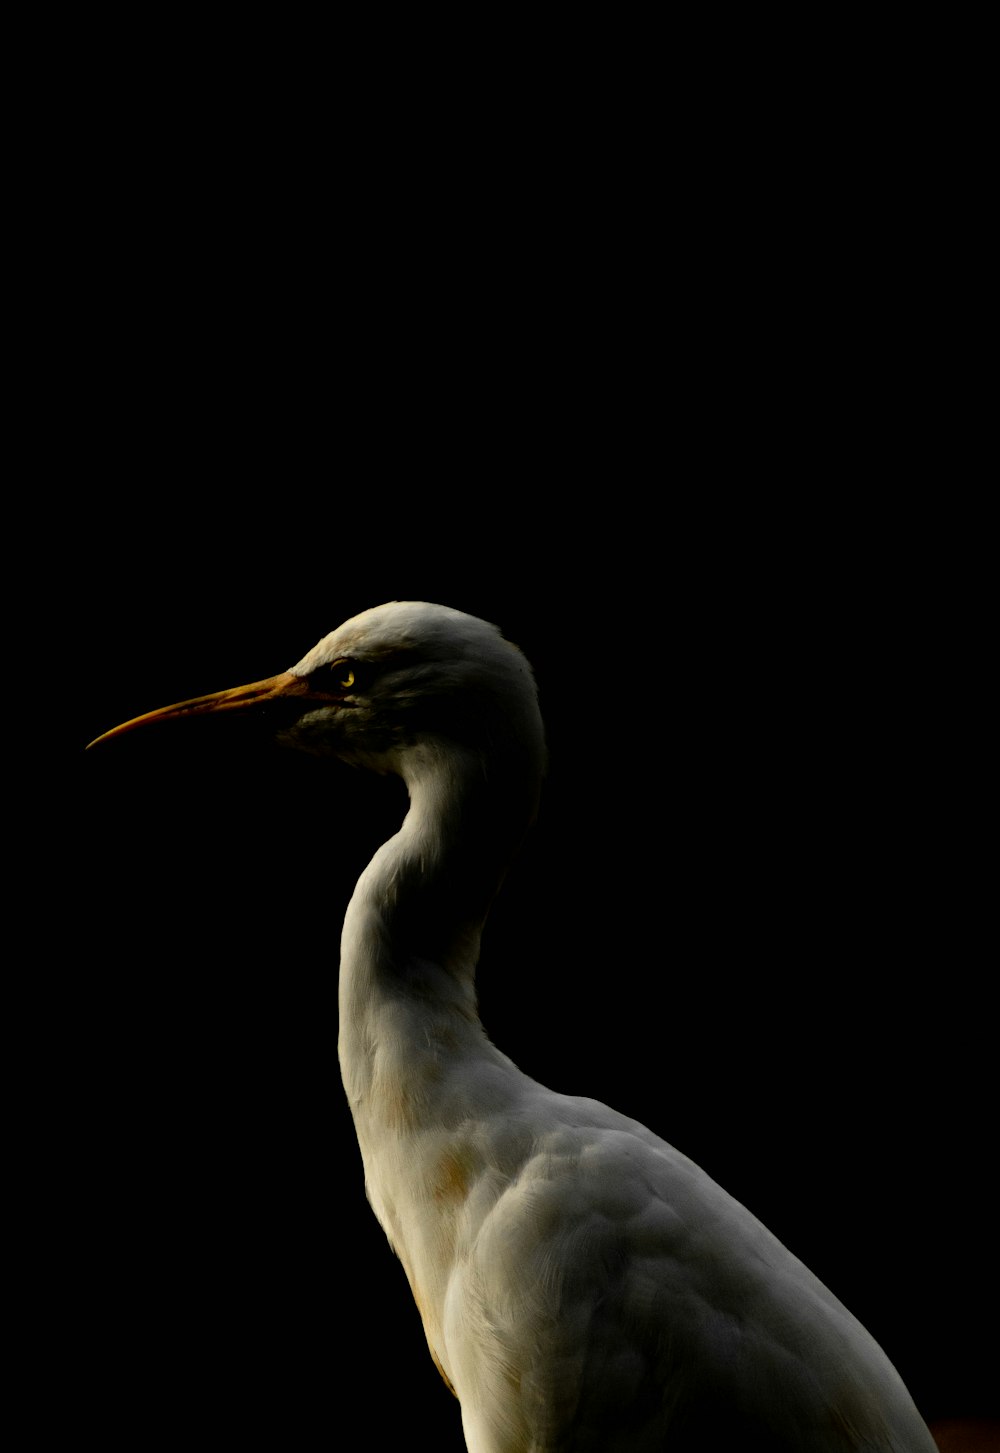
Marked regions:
[88,601,545,786]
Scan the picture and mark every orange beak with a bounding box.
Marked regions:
[86,671,322,750]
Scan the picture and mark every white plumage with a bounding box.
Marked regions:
[91,601,936,1452]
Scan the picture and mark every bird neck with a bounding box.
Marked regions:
[337,735,541,1120]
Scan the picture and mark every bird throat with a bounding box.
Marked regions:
[337,740,538,1118]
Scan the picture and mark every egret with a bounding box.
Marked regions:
[89,601,936,1452]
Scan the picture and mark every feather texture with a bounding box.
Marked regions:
[91,602,937,1452]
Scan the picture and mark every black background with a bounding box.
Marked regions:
[26,36,993,1448]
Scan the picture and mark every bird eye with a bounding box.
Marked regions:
[310,659,360,694]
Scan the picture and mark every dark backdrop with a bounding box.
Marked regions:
[30,53,992,1443]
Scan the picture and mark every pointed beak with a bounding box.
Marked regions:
[87,671,319,749]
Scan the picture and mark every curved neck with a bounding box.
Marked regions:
[338,737,543,1109]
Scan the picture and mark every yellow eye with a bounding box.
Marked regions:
[310,660,359,695]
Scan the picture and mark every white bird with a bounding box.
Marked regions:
[90,601,936,1452]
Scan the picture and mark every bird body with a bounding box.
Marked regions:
[91,602,936,1452]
